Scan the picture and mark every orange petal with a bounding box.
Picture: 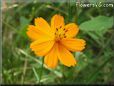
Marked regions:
[51,14,64,33]
[65,23,79,38]
[57,44,76,67]
[27,25,53,41]
[30,40,55,56]
[60,38,86,52]
[44,43,58,68]
[35,17,54,37]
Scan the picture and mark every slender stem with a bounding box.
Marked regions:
[39,58,44,84]
[21,59,27,84]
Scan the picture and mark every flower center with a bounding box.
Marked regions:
[55,26,68,41]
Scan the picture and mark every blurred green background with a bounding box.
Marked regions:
[2,0,114,84]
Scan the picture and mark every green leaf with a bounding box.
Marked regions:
[79,16,113,42]
[20,16,29,29]
[79,16,113,33]
[19,16,30,38]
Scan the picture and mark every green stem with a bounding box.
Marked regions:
[39,58,44,84]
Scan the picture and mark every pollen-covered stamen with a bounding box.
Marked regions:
[56,28,58,31]
[55,26,68,40]
[65,29,68,32]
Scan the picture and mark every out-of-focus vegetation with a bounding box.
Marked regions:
[2,0,114,84]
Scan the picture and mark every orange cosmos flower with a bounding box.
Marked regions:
[27,14,86,68]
